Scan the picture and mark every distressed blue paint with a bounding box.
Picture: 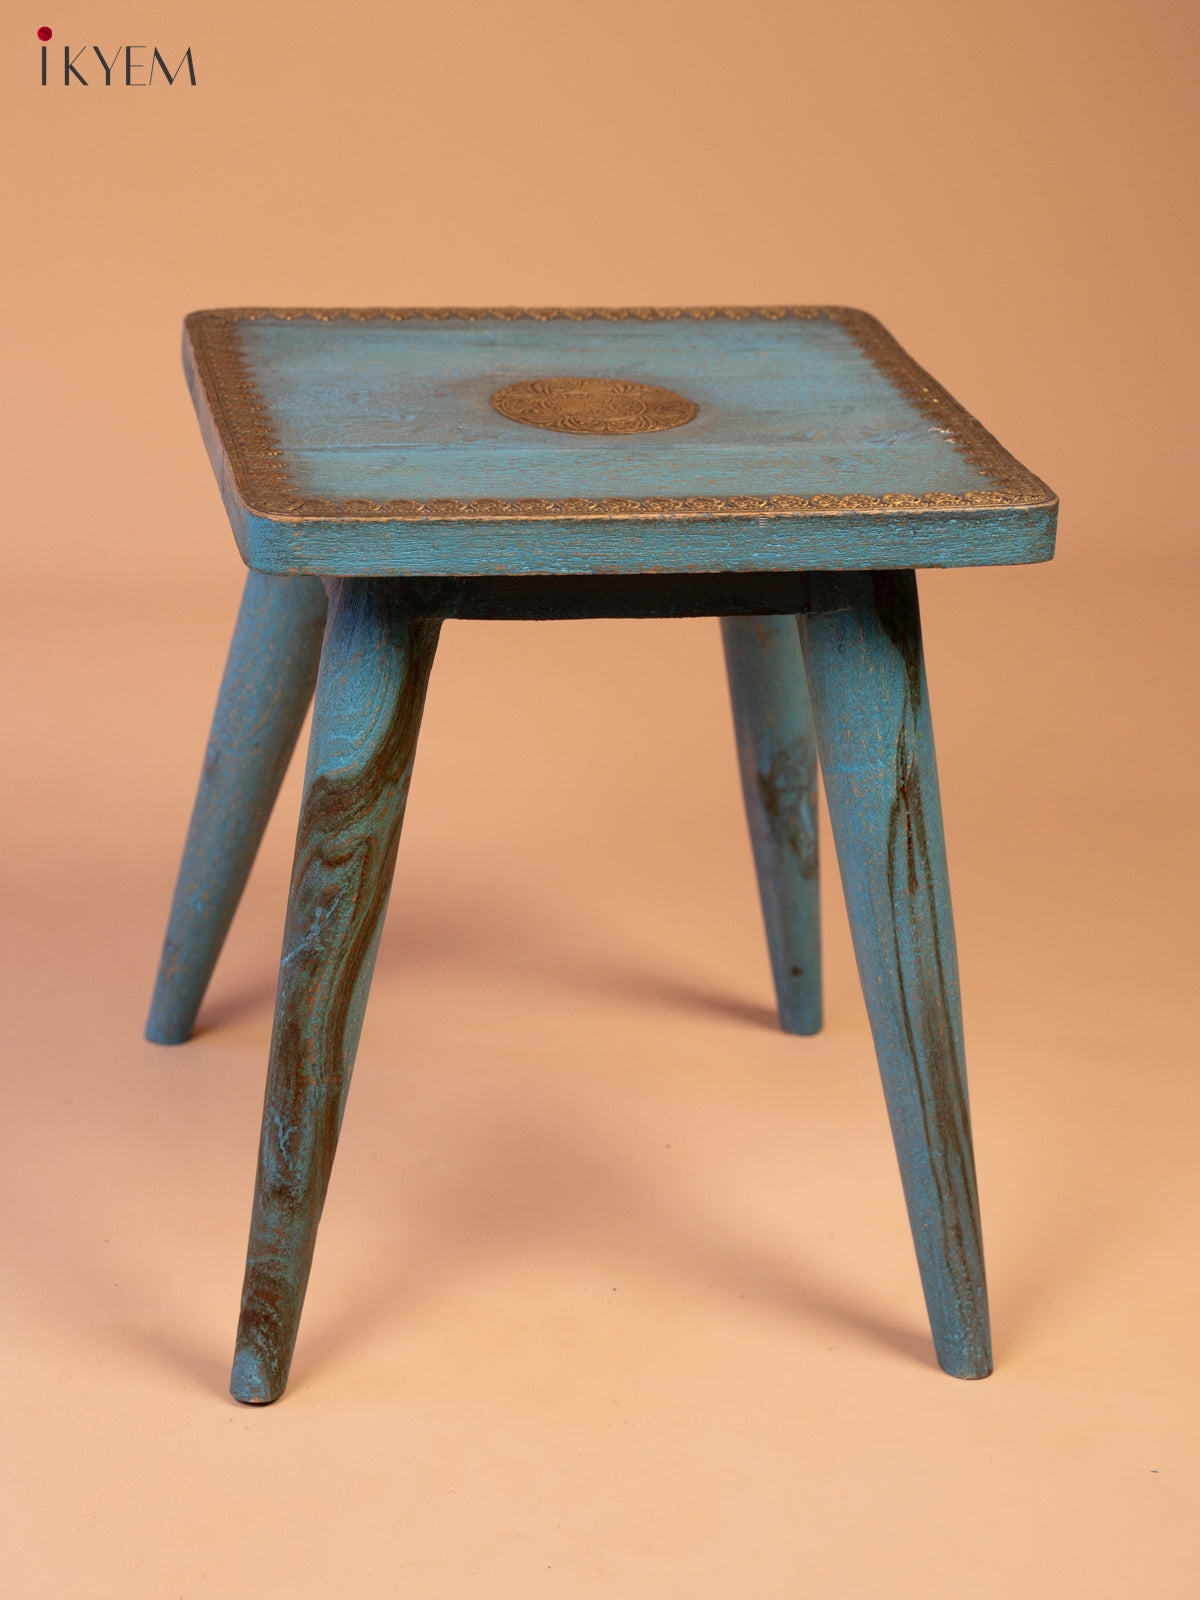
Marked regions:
[238,316,999,501]
[797,571,991,1379]
[152,307,1056,1399]
[721,616,822,1035]
[145,572,328,1045]
[184,311,1058,576]
[231,580,440,1405]
[224,503,1056,578]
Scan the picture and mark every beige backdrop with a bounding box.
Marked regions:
[2,2,1197,1595]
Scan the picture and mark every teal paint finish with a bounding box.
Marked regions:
[797,571,990,1379]
[721,616,822,1034]
[228,502,1056,578]
[183,309,1058,577]
[231,581,441,1405]
[149,307,1055,1399]
[214,570,990,1400]
[146,572,328,1045]
[239,316,998,502]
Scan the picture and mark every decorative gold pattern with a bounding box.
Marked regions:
[184,306,1057,522]
[489,376,697,435]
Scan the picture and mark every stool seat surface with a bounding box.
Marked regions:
[186,307,1056,577]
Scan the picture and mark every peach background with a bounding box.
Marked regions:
[2,1,1197,1594]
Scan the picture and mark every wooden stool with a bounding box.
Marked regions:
[147,306,1056,1404]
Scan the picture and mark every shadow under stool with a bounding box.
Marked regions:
[146,305,1057,1404]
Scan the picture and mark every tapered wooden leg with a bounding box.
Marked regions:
[231,580,441,1404]
[721,616,822,1034]
[146,572,329,1045]
[797,571,991,1378]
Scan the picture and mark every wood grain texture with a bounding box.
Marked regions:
[721,616,822,1034]
[182,308,1057,576]
[145,572,328,1045]
[231,580,441,1404]
[225,503,1056,578]
[236,316,1008,502]
[797,570,991,1378]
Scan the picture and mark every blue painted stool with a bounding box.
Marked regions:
[147,306,1056,1404]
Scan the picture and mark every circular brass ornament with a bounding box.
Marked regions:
[489,376,697,435]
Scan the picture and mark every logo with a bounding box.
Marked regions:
[36,26,196,86]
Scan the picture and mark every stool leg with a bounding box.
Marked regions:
[231,580,441,1404]
[720,616,822,1034]
[146,572,329,1045]
[797,571,991,1378]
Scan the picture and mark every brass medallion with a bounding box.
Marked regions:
[489,376,697,435]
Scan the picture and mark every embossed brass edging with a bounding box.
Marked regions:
[185,306,1056,523]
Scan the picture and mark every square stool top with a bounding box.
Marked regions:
[185,306,1057,577]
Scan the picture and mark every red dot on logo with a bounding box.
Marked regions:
[37,26,53,41]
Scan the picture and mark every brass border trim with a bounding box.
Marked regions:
[185,306,1056,522]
